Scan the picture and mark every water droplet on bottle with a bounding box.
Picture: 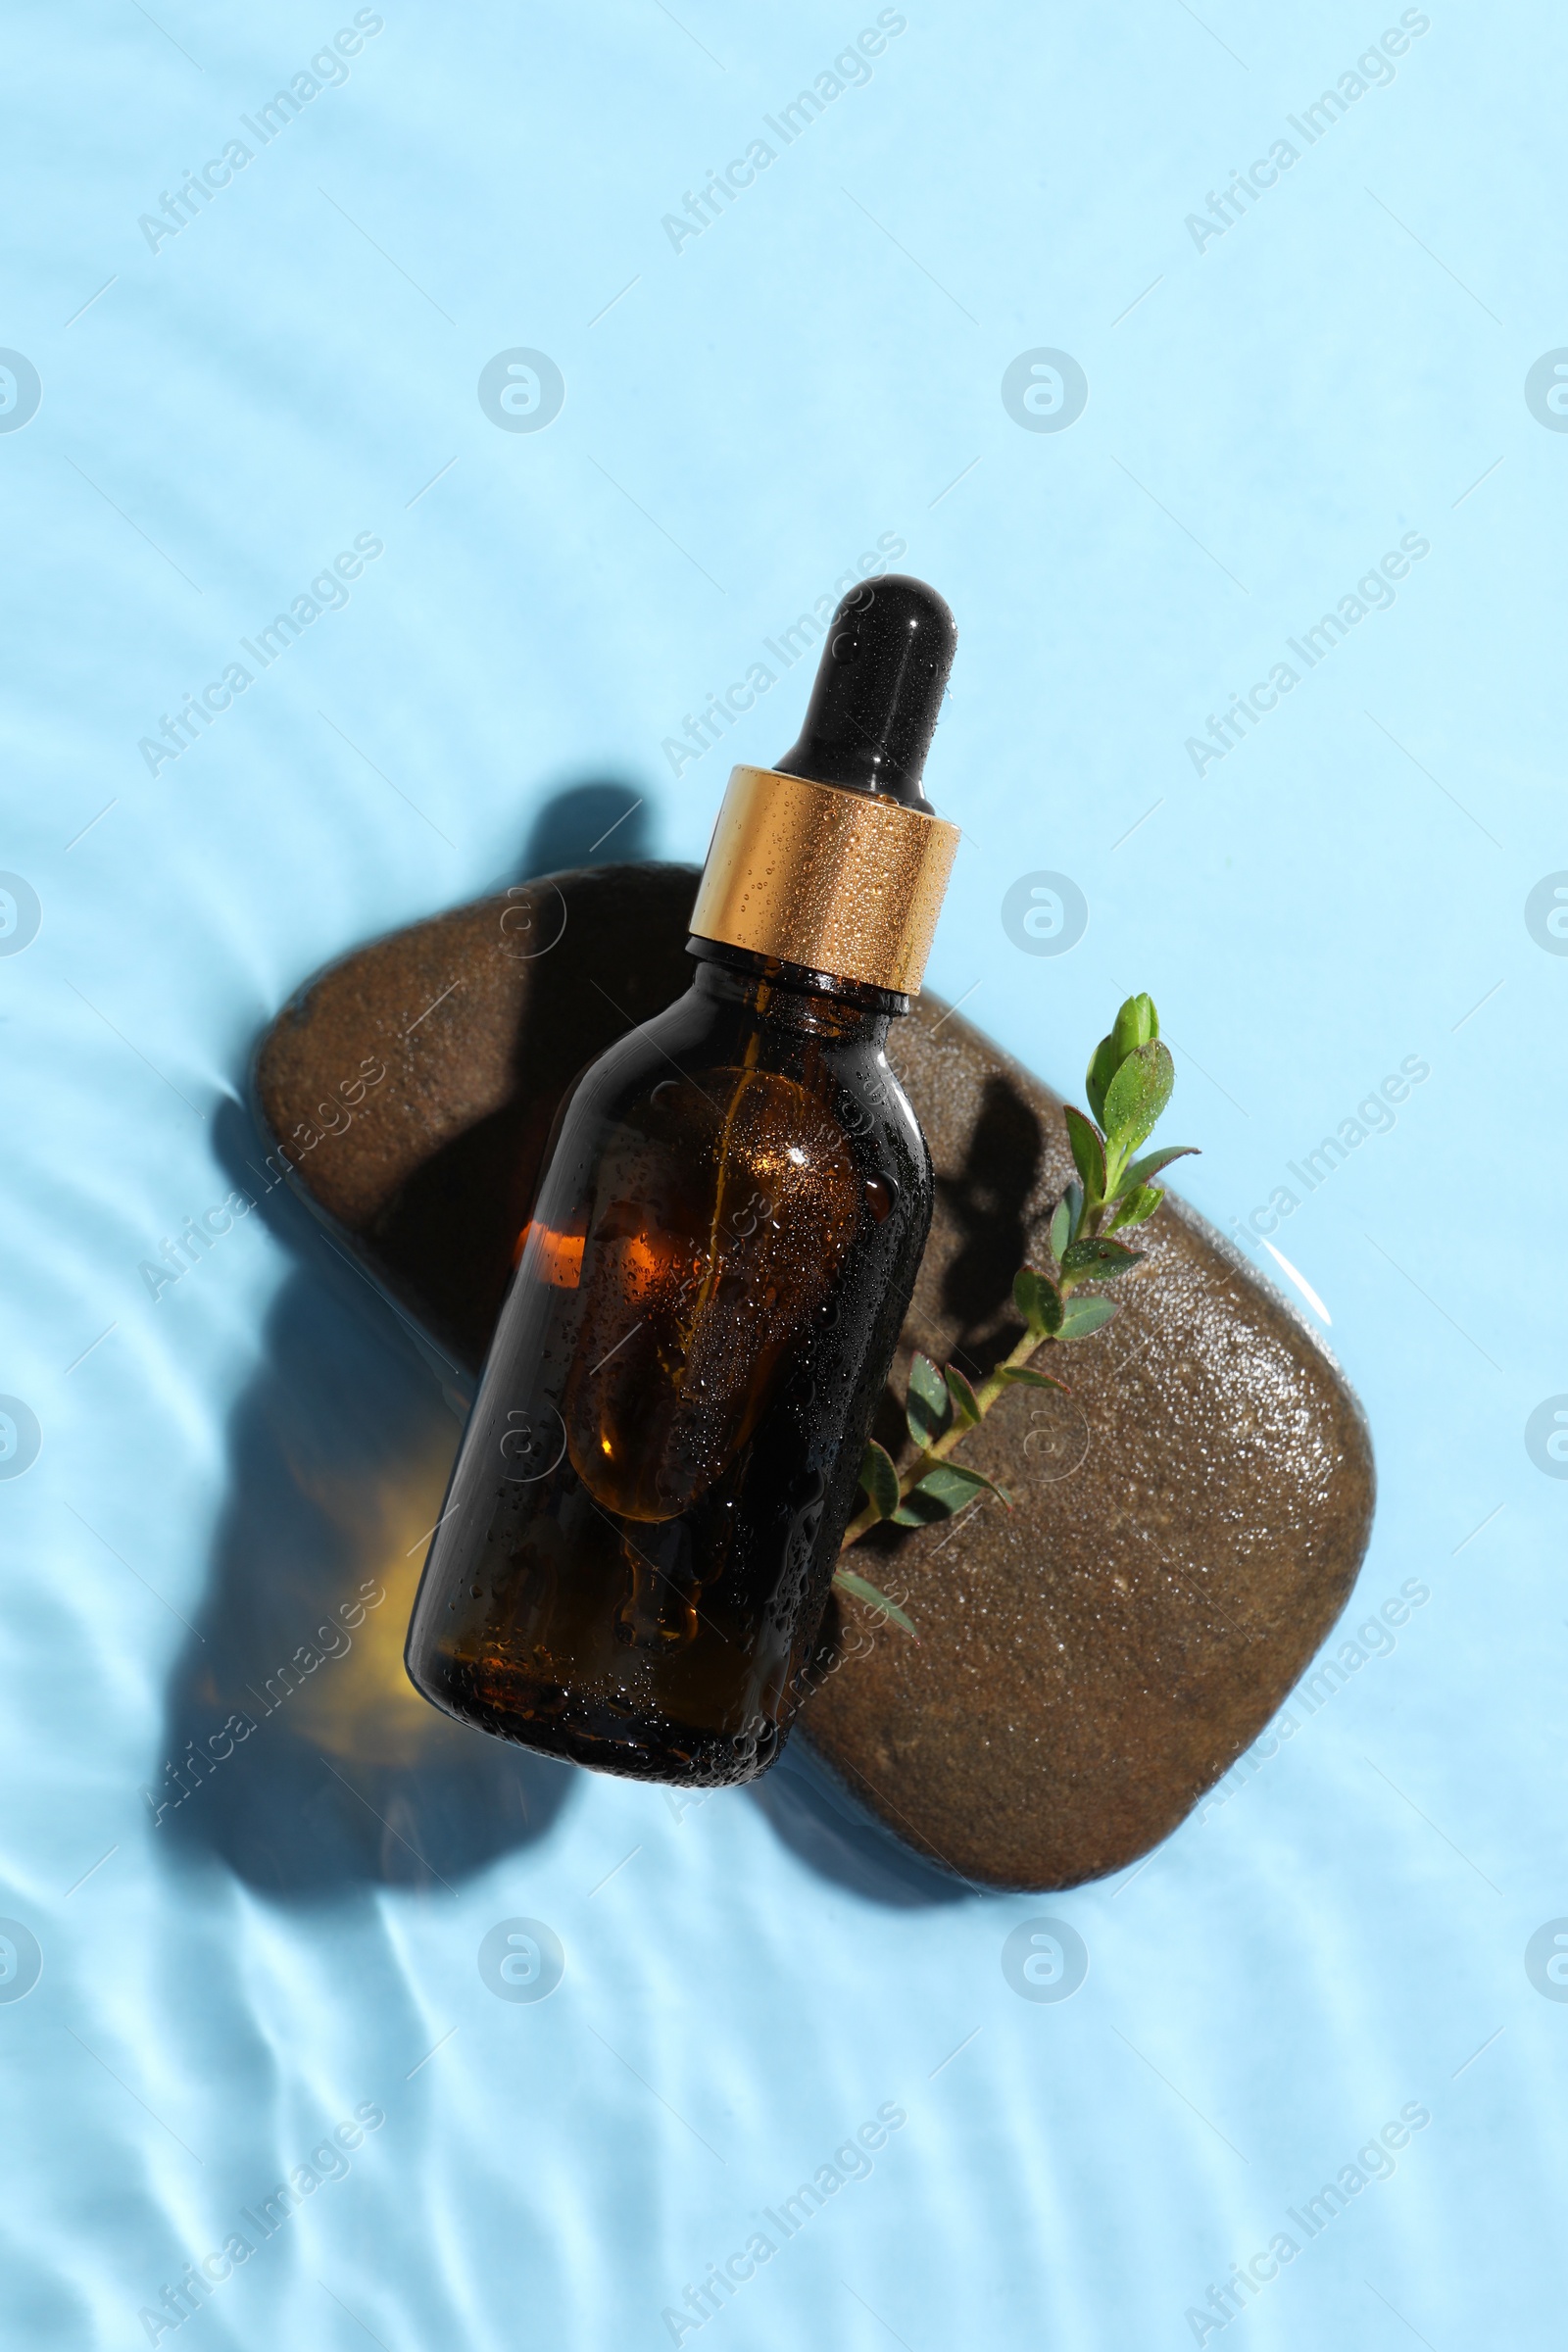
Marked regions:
[864,1172,898,1223]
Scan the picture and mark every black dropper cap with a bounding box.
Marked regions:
[774,575,956,814]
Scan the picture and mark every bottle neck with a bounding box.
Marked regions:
[686,935,905,1045]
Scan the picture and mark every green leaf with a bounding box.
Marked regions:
[1111,992,1159,1059]
[925,1459,1009,1503]
[1055,1296,1118,1340]
[905,1351,952,1449]
[1060,1236,1144,1281]
[1048,1198,1070,1263]
[1102,1040,1175,1159]
[999,1364,1071,1394]
[893,1460,1009,1524]
[1105,1184,1162,1234]
[832,1565,918,1638]
[1012,1266,1063,1338]
[1062,1180,1084,1239]
[1062,1105,1105,1208]
[1085,1032,1119,1128]
[944,1365,982,1427]
[857,1439,902,1520]
[1087,996,1159,1124]
[1120,1143,1198,1192]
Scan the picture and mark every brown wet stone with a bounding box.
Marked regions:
[253,860,1375,1891]
[808,1011,1375,1891]
[252,864,700,1373]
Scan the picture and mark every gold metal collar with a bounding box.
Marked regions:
[689,764,959,995]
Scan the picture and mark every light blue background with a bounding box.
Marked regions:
[3,3,1564,2345]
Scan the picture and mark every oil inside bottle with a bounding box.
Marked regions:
[564,1067,860,1526]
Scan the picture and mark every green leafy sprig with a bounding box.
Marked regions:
[833,994,1197,1632]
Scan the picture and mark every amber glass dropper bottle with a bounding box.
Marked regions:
[405,576,960,1786]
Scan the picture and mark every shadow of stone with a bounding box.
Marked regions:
[746,1735,972,1909]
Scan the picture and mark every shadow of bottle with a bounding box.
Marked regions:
[152,1127,574,1901]
[934,1074,1044,1368]
[519,780,653,875]
[151,783,660,1903]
